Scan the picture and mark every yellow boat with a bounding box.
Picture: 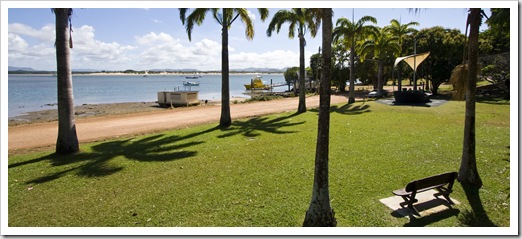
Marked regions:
[244,76,270,90]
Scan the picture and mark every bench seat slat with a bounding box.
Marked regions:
[393,183,448,196]
[391,172,458,215]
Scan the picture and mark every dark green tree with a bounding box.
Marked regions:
[333,15,378,103]
[359,27,400,94]
[284,66,299,92]
[480,8,510,54]
[415,26,466,94]
[384,19,419,91]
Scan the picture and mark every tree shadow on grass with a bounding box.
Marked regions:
[331,102,371,115]
[218,112,305,138]
[309,101,371,115]
[12,126,221,185]
[457,183,497,227]
[403,208,460,227]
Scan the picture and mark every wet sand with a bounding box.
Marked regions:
[8,98,239,126]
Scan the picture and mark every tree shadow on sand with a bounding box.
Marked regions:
[10,126,221,185]
[217,112,305,138]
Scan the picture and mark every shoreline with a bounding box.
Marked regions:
[9,72,284,77]
[8,97,247,127]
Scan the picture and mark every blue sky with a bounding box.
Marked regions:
[3,1,511,72]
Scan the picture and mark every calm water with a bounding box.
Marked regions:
[8,74,287,117]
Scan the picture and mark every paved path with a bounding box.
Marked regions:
[8,95,348,152]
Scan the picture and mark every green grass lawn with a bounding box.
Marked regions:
[7,98,511,228]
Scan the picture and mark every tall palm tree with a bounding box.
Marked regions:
[303,8,336,227]
[385,19,419,91]
[359,27,400,94]
[53,8,79,154]
[179,8,269,127]
[458,8,483,188]
[266,8,321,113]
[332,14,378,104]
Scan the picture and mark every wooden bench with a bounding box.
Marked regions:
[392,172,458,215]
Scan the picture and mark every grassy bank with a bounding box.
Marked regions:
[7,99,510,228]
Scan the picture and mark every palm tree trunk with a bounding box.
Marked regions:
[55,8,79,154]
[220,16,232,127]
[297,26,307,113]
[458,8,483,188]
[303,8,336,227]
[397,64,402,91]
[377,60,384,93]
[348,44,355,104]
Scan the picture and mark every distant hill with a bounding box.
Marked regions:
[8,66,38,71]
[231,67,285,73]
[149,68,199,72]
[9,66,287,74]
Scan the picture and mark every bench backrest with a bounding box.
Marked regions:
[405,172,458,192]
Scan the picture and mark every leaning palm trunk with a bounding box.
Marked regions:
[220,19,232,127]
[303,8,337,227]
[297,30,307,113]
[458,8,483,188]
[55,8,79,154]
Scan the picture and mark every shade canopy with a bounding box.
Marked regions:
[394,52,430,70]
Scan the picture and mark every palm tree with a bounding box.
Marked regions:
[179,8,269,127]
[266,8,321,113]
[333,14,378,104]
[458,8,483,188]
[303,8,337,227]
[53,8,79,154]
[385,19,419,91]
[359,27,400,94]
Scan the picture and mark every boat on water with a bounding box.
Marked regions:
[244,75,271,90]
[185,73,202,79]
[183,81,200,86]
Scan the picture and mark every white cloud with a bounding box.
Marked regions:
[133,36,223,70]
[70,25,135,67]
[8,23,136,70]
[7,33,28,52]
[247,10,256,21]
[229,50,302,69]
[135,32,175,45]
[7,22,301,71]
[8,23,55,43]
[193,39,221,56]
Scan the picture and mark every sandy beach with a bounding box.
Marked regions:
[8,98,239,126]
[8,94,349,153]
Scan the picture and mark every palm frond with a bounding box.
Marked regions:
[234,8,255,40]
[266,10,292,37]
[449,64,468,100]
[181,8,211,41]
